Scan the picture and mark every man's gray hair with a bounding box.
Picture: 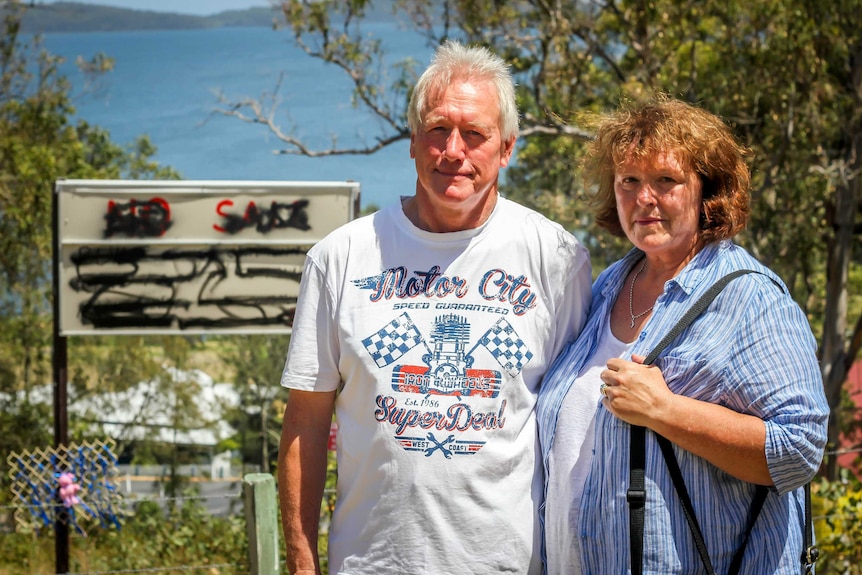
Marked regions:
[407,40,519,142]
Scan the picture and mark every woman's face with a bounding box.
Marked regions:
[614,150,703,262]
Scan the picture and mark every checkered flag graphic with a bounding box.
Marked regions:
[362,312,425,368]
[478,318,533,377]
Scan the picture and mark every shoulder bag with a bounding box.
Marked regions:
[626,269,818,575]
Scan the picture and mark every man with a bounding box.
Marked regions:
[278,40,591,575]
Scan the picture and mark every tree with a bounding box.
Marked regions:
[217,0,862,479]
[220,334,291,474]
[0,0,180,460]
[68,335,218,470]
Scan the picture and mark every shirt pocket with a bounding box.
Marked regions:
[654,355,723,402]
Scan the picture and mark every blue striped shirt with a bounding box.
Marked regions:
[537,240,828,574]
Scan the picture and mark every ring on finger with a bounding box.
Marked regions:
[600,383,609,398]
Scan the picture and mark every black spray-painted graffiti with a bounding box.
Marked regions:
[104,198,172,238]
[68,246,308,330]
[213,199,311,234]
[101,197,313,238]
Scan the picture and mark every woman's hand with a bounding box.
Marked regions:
[599,354,772,485]
[599,354,676,428]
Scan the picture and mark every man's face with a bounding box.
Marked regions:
[410,79,515,229]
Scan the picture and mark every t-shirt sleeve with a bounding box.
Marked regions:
[280,255,342,392]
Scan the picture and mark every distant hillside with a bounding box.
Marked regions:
[16,1,402,33]
[17,2,280,33]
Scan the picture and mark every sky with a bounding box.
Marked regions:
[40,0,271,15]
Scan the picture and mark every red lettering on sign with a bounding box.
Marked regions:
[212,198,312,235]
[104,197,172,238]
[212,199,234,233]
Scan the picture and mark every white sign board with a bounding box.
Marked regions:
[56,179,359,335]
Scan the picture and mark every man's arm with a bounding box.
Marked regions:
[278,389,337,575]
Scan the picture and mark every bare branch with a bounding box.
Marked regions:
[211,83,409,157]
[209,2,423,158]
[519,119,594,140]
[274,131,409,157]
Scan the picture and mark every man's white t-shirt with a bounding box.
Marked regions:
[281,196,591,575]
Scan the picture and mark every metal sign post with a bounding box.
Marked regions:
[52,175,70,574]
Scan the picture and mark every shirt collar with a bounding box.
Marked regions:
[601,240,731,300]
[671,240,728,294]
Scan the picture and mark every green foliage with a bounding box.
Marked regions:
[0,0,180,392]
[813,474,862,574]
[0,0,184,501]
[67,335,227,478]
[276,0,862,473]
[269,1,862,564]
[0,398,51,456]
[219,334,291,473]
[360,203,379,216]
[280,0,415,147]
[0,492,250,574]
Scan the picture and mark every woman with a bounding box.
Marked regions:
[537,97,828,574]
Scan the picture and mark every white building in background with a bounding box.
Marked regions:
[75,367,240,448]
[11,368,252,479]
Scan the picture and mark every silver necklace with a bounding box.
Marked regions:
[628,258,653,328]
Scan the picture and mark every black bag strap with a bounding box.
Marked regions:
[656,433,770,575]
[727,482,770,574]
[628,424,646,575]
[641,269,757,366]
[629,270,755,574]
[627,269,813,575]
[655,433,718,573]
[802,481,819,574]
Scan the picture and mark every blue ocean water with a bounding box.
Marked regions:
[42,23,435,210]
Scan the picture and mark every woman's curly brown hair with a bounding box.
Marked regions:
[584,96,751,243]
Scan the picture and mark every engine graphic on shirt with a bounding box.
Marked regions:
[362,312,533,397]
[362,312,533,457]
